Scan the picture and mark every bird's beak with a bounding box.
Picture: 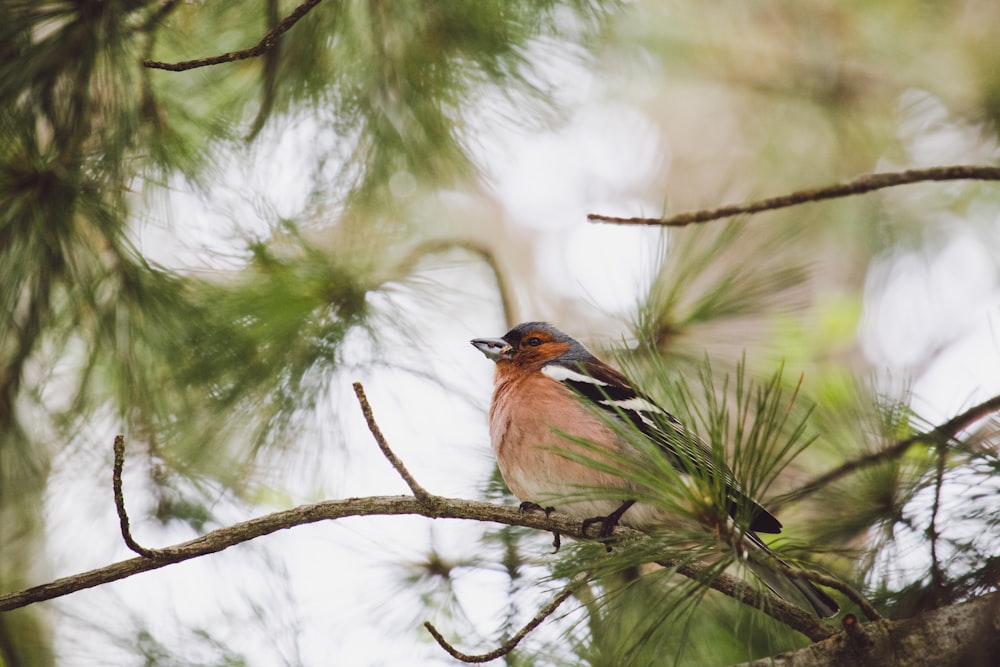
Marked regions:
[471,336,512,361]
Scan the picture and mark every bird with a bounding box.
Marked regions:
[471,321,839,618]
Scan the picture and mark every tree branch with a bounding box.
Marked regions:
[424,574,583,663]
[0,485,834,641]
[778,392,1000,506]
[352,382,434,503]
[734,592,1000,667]
[587,166,1000,227]
[143,0,324,71]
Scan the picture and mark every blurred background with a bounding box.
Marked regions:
[2,1,999,665]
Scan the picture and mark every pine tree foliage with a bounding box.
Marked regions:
[2,1,999,665]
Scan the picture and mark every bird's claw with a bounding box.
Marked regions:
[581,500,636,551]
[519,502,561,553]
[519,501,555,516]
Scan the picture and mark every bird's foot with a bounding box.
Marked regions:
[519,502,561,553]
[519,501,555,516]
[581,500,635,551]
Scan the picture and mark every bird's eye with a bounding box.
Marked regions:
[525,337,543,347]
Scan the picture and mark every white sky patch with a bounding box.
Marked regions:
[483,100,668,315]
[860,231,998,372]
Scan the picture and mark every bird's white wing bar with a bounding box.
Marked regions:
[541,364,610,386]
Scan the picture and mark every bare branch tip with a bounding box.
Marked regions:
[112,435,168,560]
[352,381,434,503]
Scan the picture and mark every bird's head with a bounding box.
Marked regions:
[471,322,590,369]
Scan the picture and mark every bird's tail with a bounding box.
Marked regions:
[743,534,839,618]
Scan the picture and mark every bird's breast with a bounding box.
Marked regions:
[488,372,631,514]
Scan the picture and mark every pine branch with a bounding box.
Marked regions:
[143,0,324,71]
[778,393,1000,506]
[0,439,836,643]
[587,166,1000,227]
[0,492,839,641]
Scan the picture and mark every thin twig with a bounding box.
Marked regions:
[587,166,1000,227]
[143,0,324,71]
[663,558,835,641]
[779,392,1000,505]
[112,436,170,560]
[779,564,881,622]
[927,443,948,599]
[245,0,282,141]
[352,382,434,502]
[424,574,583,663]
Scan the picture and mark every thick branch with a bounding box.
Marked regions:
[780,392,1000,505]
[143,0,323,71]
[587,166,1000,227]
[734,592,1000,667]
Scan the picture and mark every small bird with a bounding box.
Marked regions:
[472,321,839,618]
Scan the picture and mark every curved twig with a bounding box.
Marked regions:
[245,0,282,141]
[775,564,881,622]
[424,575,582,663]
[112,436,169,560]
[396,239,518,328]
[588,166,1000,227]
[143,0,324,71]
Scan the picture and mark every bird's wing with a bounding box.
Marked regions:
[541,360,782,534]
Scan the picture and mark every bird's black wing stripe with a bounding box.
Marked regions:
[561,377,635,405]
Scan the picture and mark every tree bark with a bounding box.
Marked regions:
[736,591,1000,667]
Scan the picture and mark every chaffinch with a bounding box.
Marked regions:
[472,321,839,618]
